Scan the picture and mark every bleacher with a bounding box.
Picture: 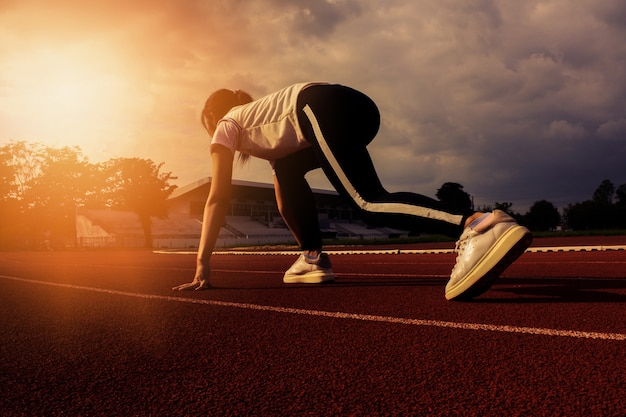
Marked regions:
[226,216,292,237]
[77,209,297,248]
[331,222,409,239]
[332,222,386,238]
[75,215,116,247]
[77,210,408,249]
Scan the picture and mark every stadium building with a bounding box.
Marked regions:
[76,178,409,249]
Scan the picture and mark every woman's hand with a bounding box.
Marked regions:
[172,265,211,291]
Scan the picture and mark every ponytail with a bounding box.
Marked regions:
[233,89,253,106]
[202,89,253,123]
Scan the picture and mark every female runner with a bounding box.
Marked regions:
[172,82,531,300]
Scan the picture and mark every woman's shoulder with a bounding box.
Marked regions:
[210,119,240,154]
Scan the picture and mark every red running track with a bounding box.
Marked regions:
[1,236,625,416]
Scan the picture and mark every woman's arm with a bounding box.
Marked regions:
[197,145,233,268]
[172,145,234,290]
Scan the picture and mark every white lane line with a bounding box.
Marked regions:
[2,275,625,341]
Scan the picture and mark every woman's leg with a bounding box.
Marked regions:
[296,84,471,236]
[273,148,335,284]
[272,147,323,251]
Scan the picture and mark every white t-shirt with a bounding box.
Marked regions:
[210,82,327,162]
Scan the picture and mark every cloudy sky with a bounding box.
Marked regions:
[1,0,625,212]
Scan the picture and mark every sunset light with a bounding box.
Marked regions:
[2,3,625,415]
[1,1,625,210]
[6,44,128,141]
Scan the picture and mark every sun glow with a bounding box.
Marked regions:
[5,43,133,151]
[41,64,105,120]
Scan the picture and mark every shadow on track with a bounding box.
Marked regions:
[201,274,626,304]
[205,278,444,291]
[475,277,626,303]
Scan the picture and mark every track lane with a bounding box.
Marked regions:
[1,238,625,416]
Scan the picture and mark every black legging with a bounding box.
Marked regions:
[273,84,469,250]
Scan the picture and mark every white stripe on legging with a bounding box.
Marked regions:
[302,105,464,225]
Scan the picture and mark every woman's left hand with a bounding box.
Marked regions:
[171,278,210,291]
[172,266,211,291]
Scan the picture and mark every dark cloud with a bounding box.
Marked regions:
[591,1,626,28]
[2,0,625,212]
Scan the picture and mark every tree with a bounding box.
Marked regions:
[0,148,17,201]
[0,145,21,248]
[493,202,512,213]
[615,184,626,228]
[436,182,472,212]
[565,179,622,230]
[25,145,92,207]
[0,142,99,248]
[20,145,92,247]
[0,141,46,200]
[101,158,177,247]
[0,141,179,248]
[564,201,596,230]
[615,184,626,206]
[593,179,615,206]
[524,200,561,231]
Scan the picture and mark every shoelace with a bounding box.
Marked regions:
[453,229,477,267]
[454,231,471,255]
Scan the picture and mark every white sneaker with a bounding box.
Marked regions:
[283,253,336,284]
[445,210,532,301]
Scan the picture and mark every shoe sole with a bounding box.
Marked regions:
[445,225,532,301]
[283,271,336,284]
